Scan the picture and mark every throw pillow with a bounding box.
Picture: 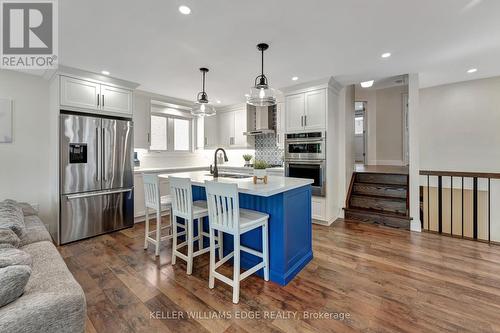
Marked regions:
[0,228,21,249]
[0,248,32,268]
[0,203,26,239]
[0,265,31,307]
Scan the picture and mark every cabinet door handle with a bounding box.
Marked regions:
[147,133,150,144]
[102,95,105,107]
[304,115,307,127]
[301,115,303,127]
[204,137,207,145]
[97,94,100,107]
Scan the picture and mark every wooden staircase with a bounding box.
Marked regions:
[344,172,410,229]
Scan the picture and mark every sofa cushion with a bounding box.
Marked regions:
[0,203,26,239]
[0,248,32,268]
[0,241,86,333]
[0,265,31,308]
[19,216,52,246]
[0,228,20,249]
[1,200,38,217]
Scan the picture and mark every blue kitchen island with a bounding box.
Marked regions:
[159,171,313,286]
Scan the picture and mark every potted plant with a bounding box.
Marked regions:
[242,154,253,167]
[253,160,268,183]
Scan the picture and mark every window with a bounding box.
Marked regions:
[355,116,364,135]
[149,110,193,152]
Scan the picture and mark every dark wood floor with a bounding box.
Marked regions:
[58,219,500,333]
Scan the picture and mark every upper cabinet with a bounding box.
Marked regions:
[60,76,133,116]
[276,102,285,149]
[285,88,326,132]
[133,92,151,149]
[204,115,218,149]
[209,105,252,149]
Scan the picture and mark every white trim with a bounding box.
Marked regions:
[371,160,405,166]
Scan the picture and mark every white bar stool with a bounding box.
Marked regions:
[170,177,223,275]
[205,181,269,304]
[143,173,173,256]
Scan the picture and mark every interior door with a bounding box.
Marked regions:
[60,114,101,194]
[101,84,133,115]
[304,89,326,130]
[101,119,134,190]
[286,93,305,132]
[60,76,100,110]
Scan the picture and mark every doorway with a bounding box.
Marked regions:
[354,101,367,164]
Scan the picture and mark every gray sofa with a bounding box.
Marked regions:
[0,212,86,333]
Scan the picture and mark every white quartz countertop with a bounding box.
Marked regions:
[158,170,312,197]
[134,166,208,174]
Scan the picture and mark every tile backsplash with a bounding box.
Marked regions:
[255,133,284,166]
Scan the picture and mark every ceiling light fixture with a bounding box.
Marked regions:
[467,68,477,73]
[191,68,215,117]
[292,76,299,81]
[216,100,221,104]
[360,80,374,88]
[246,43,277,106]
[101,70,110,75]
[381,52,391,58]
[178,5,191,15]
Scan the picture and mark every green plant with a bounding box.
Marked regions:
[253,160,268,170]
[242,154,253,162]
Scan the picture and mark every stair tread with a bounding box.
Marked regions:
[344,207,410,219]
[350,193,407,202]
[353,182,408,189]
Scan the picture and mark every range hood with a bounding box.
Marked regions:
[244,105,276,136]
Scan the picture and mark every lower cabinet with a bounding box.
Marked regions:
[312,196,326,221]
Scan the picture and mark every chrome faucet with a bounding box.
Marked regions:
[211,148,228,178]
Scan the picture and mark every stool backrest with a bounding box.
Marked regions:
[169,177,193,219]
[205,181,239,234]
[143,173,161,210]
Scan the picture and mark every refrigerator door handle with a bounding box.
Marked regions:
[95,127,99,182]
[66,187,134,200]
[102,127,106,182]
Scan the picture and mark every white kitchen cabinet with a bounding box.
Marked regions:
[218,112,234,147]
[204,115,218,148]
[285,88,326,132]
[133,92,151,149]
[312,196,326,221]
[60,75,133,116]
[276,102,285,149]
[304,89,326,130]
[60,76,100,110]
[101,84,133,115]
[285,93,305,132]
[216,107,251,149]
[233,108,248,147]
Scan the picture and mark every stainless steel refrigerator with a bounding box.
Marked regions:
[59,112,134,244]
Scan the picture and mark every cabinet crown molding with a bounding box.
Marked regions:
[281,76,343,96]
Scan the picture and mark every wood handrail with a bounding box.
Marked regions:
[420,170,500,179]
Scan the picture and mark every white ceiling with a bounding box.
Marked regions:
[59,0,500,105]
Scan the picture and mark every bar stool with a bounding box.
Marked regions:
[143,174,173,256]
[170,177,223,275]
[204,181,269,304]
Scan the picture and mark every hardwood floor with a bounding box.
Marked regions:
[58,218,500,333]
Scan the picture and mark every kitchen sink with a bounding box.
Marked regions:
[206,173,253,179]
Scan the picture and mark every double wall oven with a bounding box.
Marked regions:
[285,131,326,196]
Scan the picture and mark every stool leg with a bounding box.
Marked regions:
[209,227,216,289]
[155,209,161,256]
[168,208,173,235]
[187,219,194,275]
[144,208,149,250]
[217,230,223,260]
[262,221,269,281]
[171,214,177,265]
[198,218,203,250]
[232,234,240,304]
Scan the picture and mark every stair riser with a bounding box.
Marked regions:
[353,183,407,199]
[345,210,410,229]
[350,196,407,215]
[356,173,407,185]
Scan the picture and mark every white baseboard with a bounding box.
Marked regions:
[410,219,422,232]
[372,160,405,166]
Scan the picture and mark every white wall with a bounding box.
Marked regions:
[354,89,376,164]
[0,70,51,221]
[419,76,500,172]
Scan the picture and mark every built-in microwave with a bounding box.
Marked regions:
[285,131,325,160]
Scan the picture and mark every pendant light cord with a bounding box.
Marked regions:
[261,49,264,77]
[202,70,206,93]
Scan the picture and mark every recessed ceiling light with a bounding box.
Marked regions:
[101,70,110,75]
[292,76,299,81]
[360,80,374,88]
[216,100,221,104]
[178,5,191,15]
[467,68,477,73]
[244,93,250,98]
[381,52,391,58]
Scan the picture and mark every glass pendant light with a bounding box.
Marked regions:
[191,68,216,117]
[247,43,277,107]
